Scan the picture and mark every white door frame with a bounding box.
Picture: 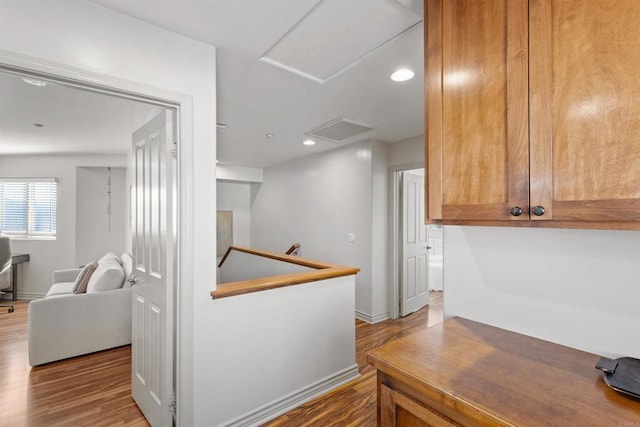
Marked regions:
[0,52,193,424]
[388,161,424,320]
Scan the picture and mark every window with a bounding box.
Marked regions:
[0,178,57,239]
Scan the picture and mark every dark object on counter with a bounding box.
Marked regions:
[596,357,640,399]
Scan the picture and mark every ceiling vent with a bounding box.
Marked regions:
[307,118,374,143]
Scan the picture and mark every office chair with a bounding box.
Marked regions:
[0,236,14,313]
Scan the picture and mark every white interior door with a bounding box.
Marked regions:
[427,225,444,291]
[131,110,174,426]
[400,170,429,316]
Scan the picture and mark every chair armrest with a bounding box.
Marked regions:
[52,268,82,284]
[28,288,132,366]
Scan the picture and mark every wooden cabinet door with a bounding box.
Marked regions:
[380,384,459,427]
[529,0,640,222]
[425,0,529,221]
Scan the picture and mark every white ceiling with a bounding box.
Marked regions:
[0,71,158,155]
[0,0,424,168]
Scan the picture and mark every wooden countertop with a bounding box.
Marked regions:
[367,317,640,426]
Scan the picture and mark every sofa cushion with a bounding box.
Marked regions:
[86,259,125,293]
[99,252,122,265]
[74,261,98,294]
[120,253,133,288]
[46,281,76,297]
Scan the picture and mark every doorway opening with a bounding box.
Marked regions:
[389,164,443,321]
[0,62,181,426]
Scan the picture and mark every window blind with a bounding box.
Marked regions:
[0,178,57,238]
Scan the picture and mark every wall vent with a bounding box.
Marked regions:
[307,118,374,143]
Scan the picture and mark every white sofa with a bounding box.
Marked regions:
[28,252,133,366]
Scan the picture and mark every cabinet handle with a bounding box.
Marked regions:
[510,206,523,217]
[532,206,546,216]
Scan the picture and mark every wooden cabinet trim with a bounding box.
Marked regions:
[425,0,443,220]
[528,0,554,219]
[429,218,640,230]
[506,0,531,217]
[382,383,461,427]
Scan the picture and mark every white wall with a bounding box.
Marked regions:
[251,140,390,320]
[76,167,127,266]
[371,141,389,319]
[0,2,216,424]
[389,135,423,166]
[207,276,358,426]
[389,137,640,359]
[0,154,126,298]
[216,182,252,249]
[444,226,640,358]
[216,165,263,183]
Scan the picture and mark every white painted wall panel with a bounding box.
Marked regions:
[251,140,374,316]
[0,154,126,298]
[370,141,389,319]
[216,181,252,250]
[76,167,127,266]
[444,226,640,358]
[388,135,423,166]
[206,276,357,426]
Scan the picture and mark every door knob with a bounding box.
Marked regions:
[532,206,546,216]
[425,246,432,250]
[510,206,523,217]
[128,275,137,285]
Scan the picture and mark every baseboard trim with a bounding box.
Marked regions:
[355,310,390,324]
[222,364,361,427]
[18,292,45,300]
[1,292,44,301]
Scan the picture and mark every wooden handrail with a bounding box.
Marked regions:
[285,243,300,255]
[212,245,359,299]
[219,243,301,268]
[217,246,233,268]
[221,246,339,269]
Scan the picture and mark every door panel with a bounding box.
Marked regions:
[131,110,174,426]
[134,294,145,385]
[401,172,429,316]
[530,0,640,221]
[150,303,161,405]
[426,0,529,221]
[427,225,443,291]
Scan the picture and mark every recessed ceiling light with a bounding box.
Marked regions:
[390,68,414,82]
[265,133,274,139]
[216,122,229,129]
[303,139,316,146]
[22,78,47,87]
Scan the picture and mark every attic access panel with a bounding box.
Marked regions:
[260,0,422,83]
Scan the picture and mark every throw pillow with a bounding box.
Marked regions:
[74,261,98,294]
[86,260,125,293]
[72,262,93,293]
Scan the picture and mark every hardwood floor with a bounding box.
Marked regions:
[0,300,148,427]
[0,292,443,426]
